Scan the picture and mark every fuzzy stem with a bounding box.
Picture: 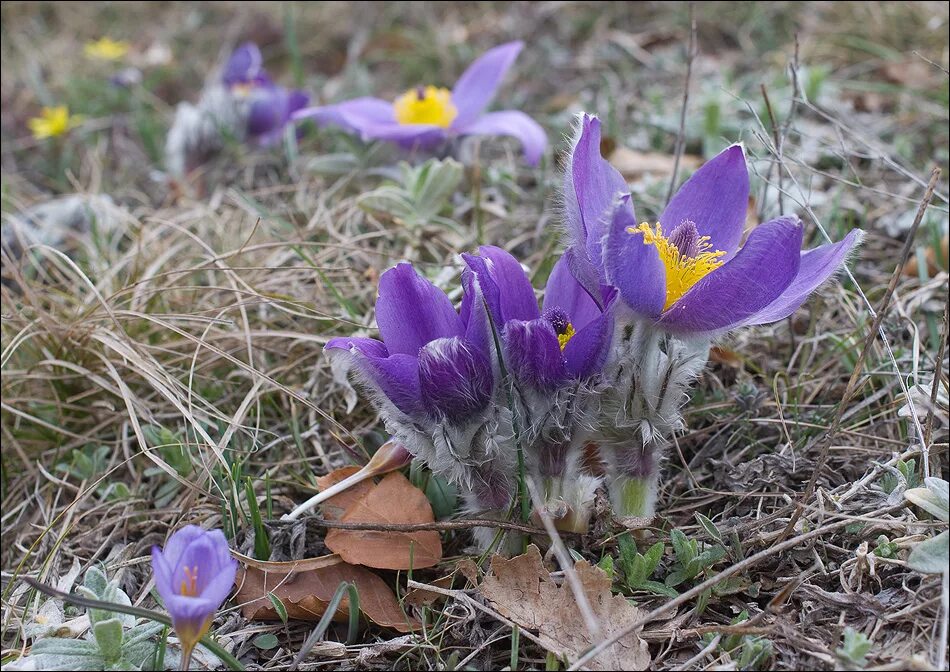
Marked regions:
[610,473,658,527]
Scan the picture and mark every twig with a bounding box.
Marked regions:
[923,294,949,452]
[526,478,602,640]
[567,503,900,670]
[776,166,942,545]
[299,516,559,536]
[665,3,697,206]
[760,84,784,215]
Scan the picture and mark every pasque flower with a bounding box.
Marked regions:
[462,246,614,532]
[563,113,862,523]
[324,262,518,536]
[223,42,310,145]
[151,526,237,669]
[294,41,547,165]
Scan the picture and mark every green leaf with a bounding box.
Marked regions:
[597,554,615,580]
[836,626,872,668]
[907,530,949,574]
[424,473,458,520]
[253,633,280,650]
[267,592,288,625]
[695,513,723,543]
[694,544,727,569]
[906,479,950,522]
[93,618,124,663]
[665,568,689,588]
[642,542,664,574]
[670,529,695,564]
[640,580,678,598]
[245,477,271,560]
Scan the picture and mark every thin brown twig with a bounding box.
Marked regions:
[297,516,562,536]
[665,3,696,206]
[923,294,949,452]
[775,166,942,545]
[567,503,901,670]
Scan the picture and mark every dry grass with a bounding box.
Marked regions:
[2,2,948,670]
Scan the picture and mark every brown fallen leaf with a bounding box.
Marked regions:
[479,545,651,671]
[233,554,419,632]
[904,234,949,277]
[316,466,375,522]
[608,146,702,181]
[325,471,442,570]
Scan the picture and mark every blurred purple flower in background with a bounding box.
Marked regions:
[294,41,547,165]
[151,526,236,669]
[224,42,309,145]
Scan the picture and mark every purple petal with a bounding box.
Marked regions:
[660,144,749,258]
[164,593,218,642]
[246,88,290,138]
[567,114,630,273]
[287,90,310,116]
[418,337,493,421]
[746,228,863,325]
[563,247,605,310]
[542,254,601,330]
[160,525,205,565]
[223,42,263,85]
[603,194,666,318]
[451,41,523,128]
[293,97,396,132]
[502,318,566,389]
[375,263,464,356]
[563,306,613,378]
[151,547,173,598]
[463,246,539,325]
[353,122,448,148]
[325,338,424,417]
[197,555,237,609]
[456,110,547,165]
[658,216,804,334]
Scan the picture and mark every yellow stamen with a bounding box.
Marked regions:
[557,323,576,351]
[28,106,82,140]
[179,566,199,597]
[630,222,725,310]
[393,85,457,127]
[84,37,130,61]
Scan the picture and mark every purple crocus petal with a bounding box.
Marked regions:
[223,42,263,85]
[293,97,396,132]
[450,41,523,128]
[745,228,863,325]
[375,263,464,356]
[159,525,205,563]
[502,318,567,389]
[418,337,493,421]
[562,306,613,379]
[325,338,424,417]
[542,254,601,331]
[463,246,539,324]
[151,547,173,593]
[568,114,630,272]
[658,216,804,334]
[604,194,666,318]
[660,144,749,258]
[456,110,547,165]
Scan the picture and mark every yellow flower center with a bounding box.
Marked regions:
[557,323,576,351]
[179,566,199,597]
[28,106,79,140]
[630,221,725,310]
[393,86,457,127]
[84,37,130,61]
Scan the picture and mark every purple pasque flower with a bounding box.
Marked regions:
[151,526,237,663]
[565,113,863,336]
[324,262,517,516]
[223,42,310,146]
[293,41,547,165]
[461,246,613,531]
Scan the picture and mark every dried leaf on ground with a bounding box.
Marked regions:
[479,544,651,671]
[316,466,376,522]
[233,554,419,632]
[608,146,702,181]
[325,471,442,570]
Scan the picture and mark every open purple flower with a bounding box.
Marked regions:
[461,246,613,531]
[293,41,547,165]
[324,262,516,520]
[224,42,309,145]
[566,113,862,335]
[151,526,237,668]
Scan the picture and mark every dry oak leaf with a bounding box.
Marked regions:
[232,552,419,632]
[324,470,442,570]
[479,545,651,671]
[316,466,375,522]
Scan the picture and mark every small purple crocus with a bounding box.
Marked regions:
[151,526,237,668]
[224,42,309,146]
[324,262,517,523]
[293,41,547,165]
[461,246,613,531]
[565,113,863,334]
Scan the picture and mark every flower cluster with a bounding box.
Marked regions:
[325,112,861,543]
